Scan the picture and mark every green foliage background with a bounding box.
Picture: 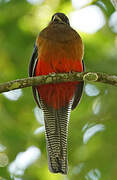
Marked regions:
[0,0,117,179]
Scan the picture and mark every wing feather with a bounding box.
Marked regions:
[71,60,85,110]
[29,45,41,108]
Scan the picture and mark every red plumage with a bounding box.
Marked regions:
[35,58,83,109]
[29,13,84,174]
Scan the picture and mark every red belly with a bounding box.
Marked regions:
[35,58,83,109]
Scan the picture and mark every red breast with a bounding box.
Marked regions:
[35,22,84,109]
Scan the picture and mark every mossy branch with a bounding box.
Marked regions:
[0,72,117,93]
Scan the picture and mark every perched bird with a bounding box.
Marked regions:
[29,12,84,174]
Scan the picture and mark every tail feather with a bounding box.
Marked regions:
[40,100,72,174]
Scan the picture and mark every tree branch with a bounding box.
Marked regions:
[0,72,117,94]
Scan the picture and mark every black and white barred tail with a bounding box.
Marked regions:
[40,99,72,174]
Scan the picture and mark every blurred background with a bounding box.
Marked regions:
[0,0,117,179]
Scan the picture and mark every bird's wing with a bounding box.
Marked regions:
[29,44,38,77]
[71,60,85,110]
[29,44,41,108]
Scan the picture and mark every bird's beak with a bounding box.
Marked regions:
[53,15,63,23]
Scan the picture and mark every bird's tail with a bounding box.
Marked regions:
[41,101,71,174]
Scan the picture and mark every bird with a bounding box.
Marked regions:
[29,12,84,174]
